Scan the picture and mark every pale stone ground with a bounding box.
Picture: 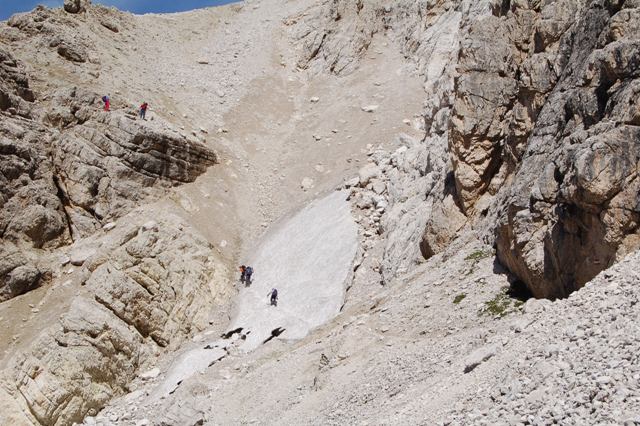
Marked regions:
[2,0,640,425]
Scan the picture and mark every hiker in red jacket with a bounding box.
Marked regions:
[102,95,110,111]
[139,101,149,119]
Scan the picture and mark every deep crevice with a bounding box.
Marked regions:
[52,173,75,243]
[507,279,533,303]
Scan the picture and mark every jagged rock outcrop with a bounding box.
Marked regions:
[0,49,217,302]
[0,47,34,117]
[297,0,640,299]
[491,0,640,298]
[290,0,383,75]
[291,0,479,281]
[0,214,226,426]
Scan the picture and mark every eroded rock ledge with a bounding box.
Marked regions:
[0,215,226,425]
[0,48,217,302]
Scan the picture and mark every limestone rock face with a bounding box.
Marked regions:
[290,0,383,75]
[298,0,640,299]
[0,47,216,302]
[445,0,640,298]
[2,216,225,426]
[0,47,34,116]
[491,0,640,298]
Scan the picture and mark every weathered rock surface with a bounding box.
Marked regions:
[0,47,34,117]
[1,0,640,424]
[0,214,226,426]
[0,50,216,301]
[489,0,640,298]
[300,0,640,299]
[63,0,91,14]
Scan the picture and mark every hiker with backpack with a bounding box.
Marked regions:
[268,288,278,306]
[244,266,253,285]
[102,95,110,111]
[139,101,149,119]
[239,265,247,284]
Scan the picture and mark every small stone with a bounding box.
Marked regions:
[345,177,360,188]
[141,221,158,232]
[102,222,116,231]
[310,96,320,103]
[358,163,381,186]
[463,345,498,373]
[220,240,228,248]
[138,368,161,380]
[371,180,386,195]
[69,247,97,266]
[361,105,379,113]
[301,177,314,191]
[197,59,209,64]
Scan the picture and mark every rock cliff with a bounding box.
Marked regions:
[295,0,640,299]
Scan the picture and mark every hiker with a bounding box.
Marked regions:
[139,101,149,119]
[244,266,253,285]
[102,95,110,111]
[239,265,247,284]
[268,288,278,306]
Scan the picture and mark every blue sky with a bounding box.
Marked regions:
[1,0,237,20]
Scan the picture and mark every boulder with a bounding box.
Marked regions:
[3,265,40,301]
[361,105,379,113]
[69,246,97,266]
[57,43,87,63]
[358,163,381,187]
[139,368,161,380]
[63,0,91,14]
[100,19,119,33]
[301,177,314,191]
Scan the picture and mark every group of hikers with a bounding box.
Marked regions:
[101,96,279,307]
[101,95,149,119]
[238,265,279,306]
